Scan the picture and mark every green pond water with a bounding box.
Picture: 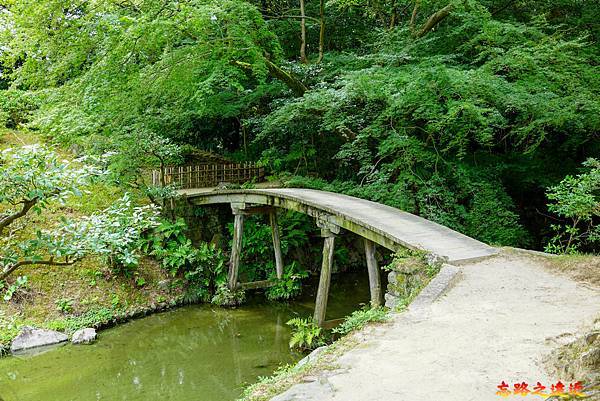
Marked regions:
[0,273,370,401]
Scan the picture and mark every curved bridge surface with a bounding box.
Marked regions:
[180,188,497,264]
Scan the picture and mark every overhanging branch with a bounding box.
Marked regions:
[0,257,80,280]
[416,3,453,38]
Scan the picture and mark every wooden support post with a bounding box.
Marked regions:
[364,238,382,307]
[314,228,335,327]
[269,211,284,279]
[228,208,245,290]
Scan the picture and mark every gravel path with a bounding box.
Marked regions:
[272,251,600,401]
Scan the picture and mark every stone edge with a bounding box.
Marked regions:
[408,263,462,312]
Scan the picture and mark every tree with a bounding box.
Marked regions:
[0,145,160,280]
[546,159,600,254]
[300,0,308,63]
[317,0,325,63]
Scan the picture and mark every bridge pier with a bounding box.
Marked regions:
[314,227,336,327]
[314,217,342,327]
[228,203,286,290]
[269,211,284,279]
[364,239,382,307]
[228,205,245,290]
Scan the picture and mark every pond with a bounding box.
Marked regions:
[0,272,370,401]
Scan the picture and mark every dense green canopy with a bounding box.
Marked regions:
[1,0,599,250]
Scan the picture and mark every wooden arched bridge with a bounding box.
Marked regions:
[179,187,498,326]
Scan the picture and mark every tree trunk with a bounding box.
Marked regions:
[264,59,308,96]
[300,0,308,63]
[409,0,420,33]
[389,0,398,29]
[234,59,307,97]
[416,3,453,38]
[317,0,325,63]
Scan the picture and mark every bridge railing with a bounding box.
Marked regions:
[152,163,265,189]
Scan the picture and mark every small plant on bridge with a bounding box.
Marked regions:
[287,317,326,351]
[384,249,441,310]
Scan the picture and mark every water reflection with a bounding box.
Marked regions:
[0,272,369,401]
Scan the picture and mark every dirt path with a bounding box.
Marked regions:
[272,251,600,401]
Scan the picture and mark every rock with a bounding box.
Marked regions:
[296,346,327,368]
[270,377,335,401]
[10,326,68,353]
[580,348,600,369]
[425,253,448,268]
[384,293,400,309]
[584,331,600,345]
[71,328,97,345]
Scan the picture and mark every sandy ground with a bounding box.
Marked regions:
[272,251,600,401]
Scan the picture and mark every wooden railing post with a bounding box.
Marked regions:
[155,162,265,189]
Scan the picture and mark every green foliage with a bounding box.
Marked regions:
[0,145,160,280]
[3,0,283,148]
[0,309,20,347]
[545,159,600,254]
[228,211,313,284]
[332,306,389,336]
[55,298,75,314]
[141,218,227,301]
[286,317,325,351]
[265,262,308,301]
[211,285,246,307]
[45,307,116,334]
[1,276,28,302]
[0,90,39,128]
[2,0,600,255]
[183,242,227,303]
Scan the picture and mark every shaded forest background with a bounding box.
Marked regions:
[1,0,599,251]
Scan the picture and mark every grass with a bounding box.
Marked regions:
[542,254,600,287]
[0,129,184,352]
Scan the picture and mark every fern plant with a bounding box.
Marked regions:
[286,317,325,351]
[265,262,308,301]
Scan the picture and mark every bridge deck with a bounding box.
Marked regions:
[180,188,498,264]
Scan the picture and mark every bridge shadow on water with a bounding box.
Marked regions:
[0,271,371,401]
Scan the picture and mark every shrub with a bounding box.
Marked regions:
[211,285,246,307]
[1,276,28,302]
[0,145,160,281]
[0,90,39,128]
[55,298,75,314]
[545,158,600,254]
[142,218,227,301]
